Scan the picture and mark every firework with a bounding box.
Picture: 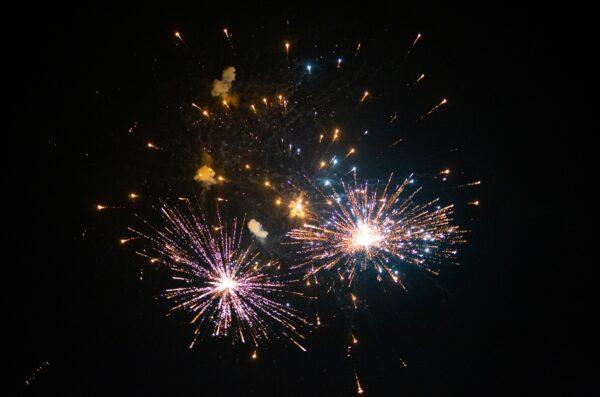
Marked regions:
[360,91,369,103]
[287,175,463,288]
[174,31,184,43]
[419,98,448,121]
[133,202,309,349]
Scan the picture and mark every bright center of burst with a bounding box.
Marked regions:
[352,222,383,249]
[217,275,238,293]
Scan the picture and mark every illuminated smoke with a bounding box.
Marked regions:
[248,219,268,239]
[194,165,217,187]
[211,66,236,98]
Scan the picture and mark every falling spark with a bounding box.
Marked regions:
[350,293,359,308]
[458,180,482,188]
[360,91,369,103]
[333,128,340,142]
[406,33,422,58]
[223,28,234,49]
[24,361,50,387]
[412,73,425,86]
[147,142,160,150]
[413,33,422,46]
[129,193,139,199]
[174,31,184,43]
[468,200,480,206]
[132,203,309,349]
[355,371,364,394]
[419,98,447,121]
[192,103,210,117]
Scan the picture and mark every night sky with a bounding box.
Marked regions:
[11,4,573,396]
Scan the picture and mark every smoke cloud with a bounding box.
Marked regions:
[211,66,236,98]
[194,165,217,187]
[247,219,268,240]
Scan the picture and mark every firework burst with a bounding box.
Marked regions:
[132,201,309,350]
[287,175,464,289]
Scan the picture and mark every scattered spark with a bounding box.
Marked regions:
[24,361,50,387]
[360,91,369,103]
[223,28,234,49]
[120,237,136,245]
[333,128,340,142]
[419,98,447,121]
[458,180,482,188]
[355,371,364,394]
[406,33,422,58]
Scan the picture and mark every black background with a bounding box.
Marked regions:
[9,3,576,396]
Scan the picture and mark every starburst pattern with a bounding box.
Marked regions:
[288,175,464,288]
[133,201,309,349]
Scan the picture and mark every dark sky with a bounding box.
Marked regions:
[10,3,574,396]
